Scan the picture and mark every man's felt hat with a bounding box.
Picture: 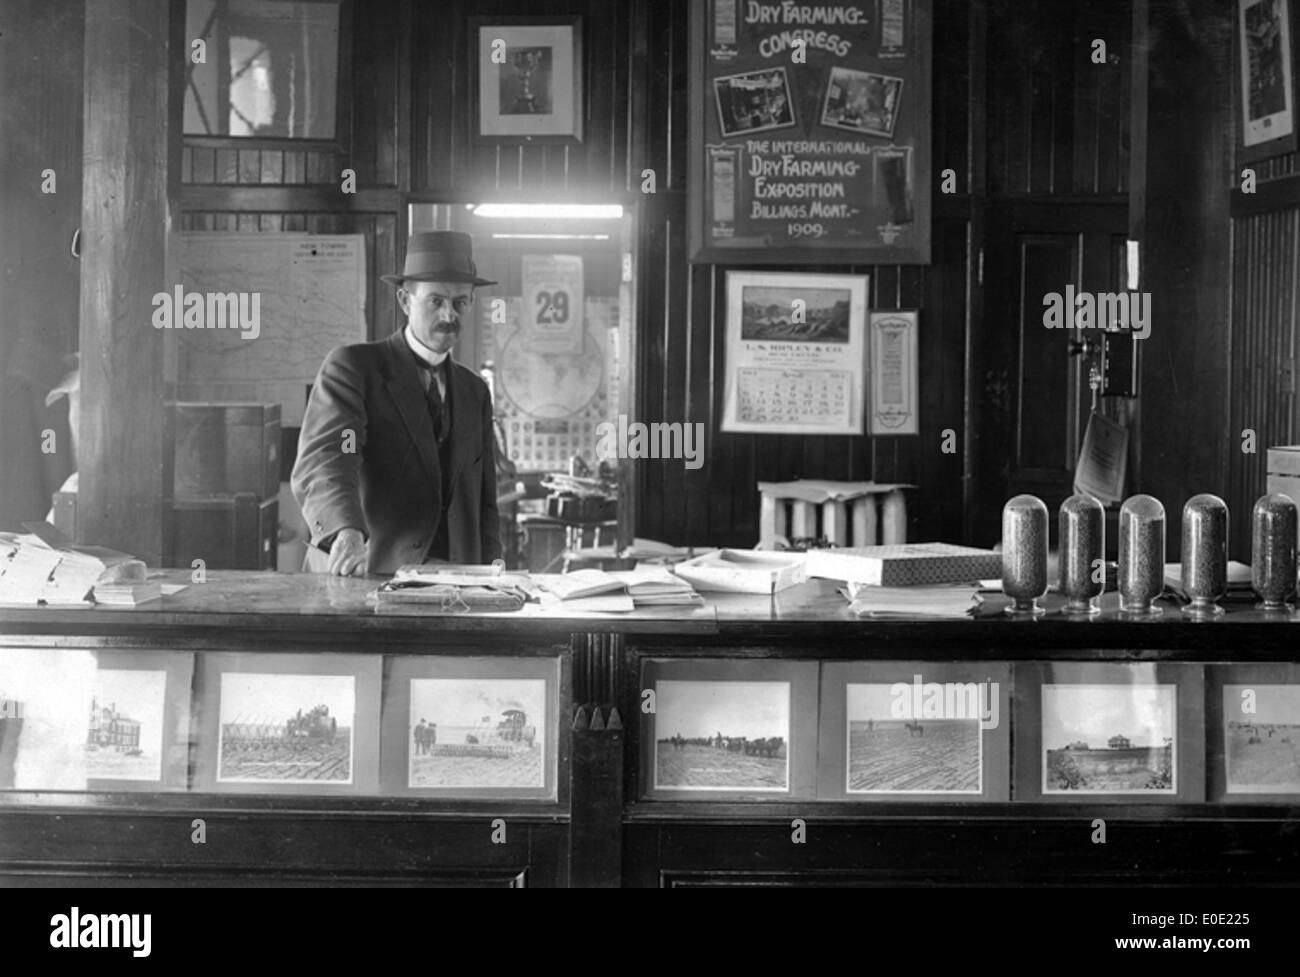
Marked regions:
[381,231,497,287]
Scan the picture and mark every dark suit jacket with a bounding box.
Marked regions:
[291,330,502,573]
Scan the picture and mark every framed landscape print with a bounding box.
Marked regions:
[471,17,583,144]
[0,648,192,792]
[1015,663,1204,803]
[818,662,1011,802]
[381,656,563,802]
[194,653,381,795]
[720,271,868,435]
[639,657,818,801]
[1208,664,1300,802]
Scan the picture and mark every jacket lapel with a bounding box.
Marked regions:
[446,361,478,491]
[380,331,440,484]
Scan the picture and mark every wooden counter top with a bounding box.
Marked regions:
[1,571,1298,657]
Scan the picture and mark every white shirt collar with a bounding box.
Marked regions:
[404,324,451,368]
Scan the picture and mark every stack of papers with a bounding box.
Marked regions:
[534,568,703,609]
[93,581,163,606]
[843,583,980,619]
[375,563,533,614]
[0,529,142,606]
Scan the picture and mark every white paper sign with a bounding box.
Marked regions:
[522,254,585,355]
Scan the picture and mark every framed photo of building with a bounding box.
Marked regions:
[868,310,919,435]
[639,657,818,801]
[0,648,193,792]
[470,17,583,144]
[1208,664,1300,802]
[720,271,868,436]
[1237,0,1297,162]
[1015,663,1204,803]
[818,662,1011,802]
[381,655,564,801]
[194,653,381,795]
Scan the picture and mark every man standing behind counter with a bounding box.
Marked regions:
[292,231,502,575]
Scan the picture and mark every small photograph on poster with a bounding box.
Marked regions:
[713,67,797,137]
[821,67,904,137]
[407,678,547,789]
[1042,684,1176,794]
[653,680,791,791]
[1222,683,1300,794]
[217,672,356,785]
[874,146,914,224]
[740,285,851,343]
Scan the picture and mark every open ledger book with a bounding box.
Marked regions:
[534,568,704,607]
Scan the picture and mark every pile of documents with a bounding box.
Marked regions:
[373,564,533,614]
[534,567,704,612]
[0,525,146,606]
[843,582,981,619]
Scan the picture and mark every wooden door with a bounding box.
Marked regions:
[969,202,1129,546]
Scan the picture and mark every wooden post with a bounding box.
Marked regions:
[77,0,181,564]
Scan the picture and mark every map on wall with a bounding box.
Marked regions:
[175,234,367,427]
[479,297,616,472]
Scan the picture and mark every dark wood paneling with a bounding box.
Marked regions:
[1132,0,1234,560]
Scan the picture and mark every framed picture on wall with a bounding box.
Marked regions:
[470,17,584,144]
[720,271,869,436]
[1237,0,1297,162]
[868,310,919,435]
[639,657,818,801]
[1015,662,1204,803]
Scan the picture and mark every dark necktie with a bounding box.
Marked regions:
[417,359,450,444]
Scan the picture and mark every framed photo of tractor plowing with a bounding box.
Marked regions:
[193,653,382,795]
[380,656,563,801]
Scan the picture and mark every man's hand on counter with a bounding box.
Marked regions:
[327,527,367,576]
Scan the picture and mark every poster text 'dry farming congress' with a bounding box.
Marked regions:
[689,0,932,264]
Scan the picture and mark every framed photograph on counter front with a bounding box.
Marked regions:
[639,658,818,801]
[688,0,932,264]
[1015,663,1204,803]
[194,653,381,795]
[470,17,583,144]
[1208,664,1300,802]
[0,648,193,792]
[720,271,868,435]
[868,310,918,434]
[380,656,563,801]
[818,662,1011,802]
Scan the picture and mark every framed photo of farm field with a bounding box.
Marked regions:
[193,653,382,796]
[1014,663,1205,804]
[639,658,818,801]
[1207,664,1300,802]
[380,656,563,801]
[817,661,1011,802]
[0,647,192,793]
